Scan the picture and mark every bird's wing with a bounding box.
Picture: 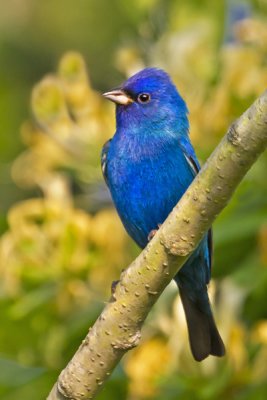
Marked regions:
[207,228,213,273]
[184,153,200,175]
[101,139,111,185]
[179,137,213,272]
[179,137,201,175]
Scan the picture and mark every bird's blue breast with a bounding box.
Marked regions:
[106,130,195,249]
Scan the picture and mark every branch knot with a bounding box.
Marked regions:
[227,122,240,146]
[160,233,193,257]
[111,331,141,350]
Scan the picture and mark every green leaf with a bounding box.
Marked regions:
[0,358,44,388]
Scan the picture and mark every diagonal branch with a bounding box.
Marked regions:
[47,91,267,400]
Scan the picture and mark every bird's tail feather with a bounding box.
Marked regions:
[179,287,225,362]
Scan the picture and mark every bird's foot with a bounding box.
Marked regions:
[111,280,120,295]
[147,224,162,241]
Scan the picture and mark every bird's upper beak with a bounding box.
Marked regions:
[102,89,133,105]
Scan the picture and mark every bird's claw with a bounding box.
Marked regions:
[148,229,158,241]
[110,280,120,301]
[111,280,120,294]
[147,224,162,241]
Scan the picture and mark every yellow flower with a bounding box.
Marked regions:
[125,338,171,398]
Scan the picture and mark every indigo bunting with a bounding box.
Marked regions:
[102,68,225,361]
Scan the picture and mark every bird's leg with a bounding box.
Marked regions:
[147,224,162,241]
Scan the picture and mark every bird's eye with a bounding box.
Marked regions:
[137,93,151,104]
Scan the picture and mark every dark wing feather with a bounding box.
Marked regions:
[101,139,111,185]
[184,153,200,175]
[207,227,213,269]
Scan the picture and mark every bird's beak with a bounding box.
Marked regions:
[102,89,133,105]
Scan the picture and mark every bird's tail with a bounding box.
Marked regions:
[179,286,225,362]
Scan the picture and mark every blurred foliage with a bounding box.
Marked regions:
[0,1,267,399]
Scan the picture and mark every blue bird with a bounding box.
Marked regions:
[102,68,225,361]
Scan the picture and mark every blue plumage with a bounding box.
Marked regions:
[102,68,225,361]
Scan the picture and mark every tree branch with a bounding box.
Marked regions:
[47,91,267,400]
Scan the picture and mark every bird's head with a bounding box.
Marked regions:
[103,68,189,136]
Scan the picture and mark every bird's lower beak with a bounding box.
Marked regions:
[103,90,133,105]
